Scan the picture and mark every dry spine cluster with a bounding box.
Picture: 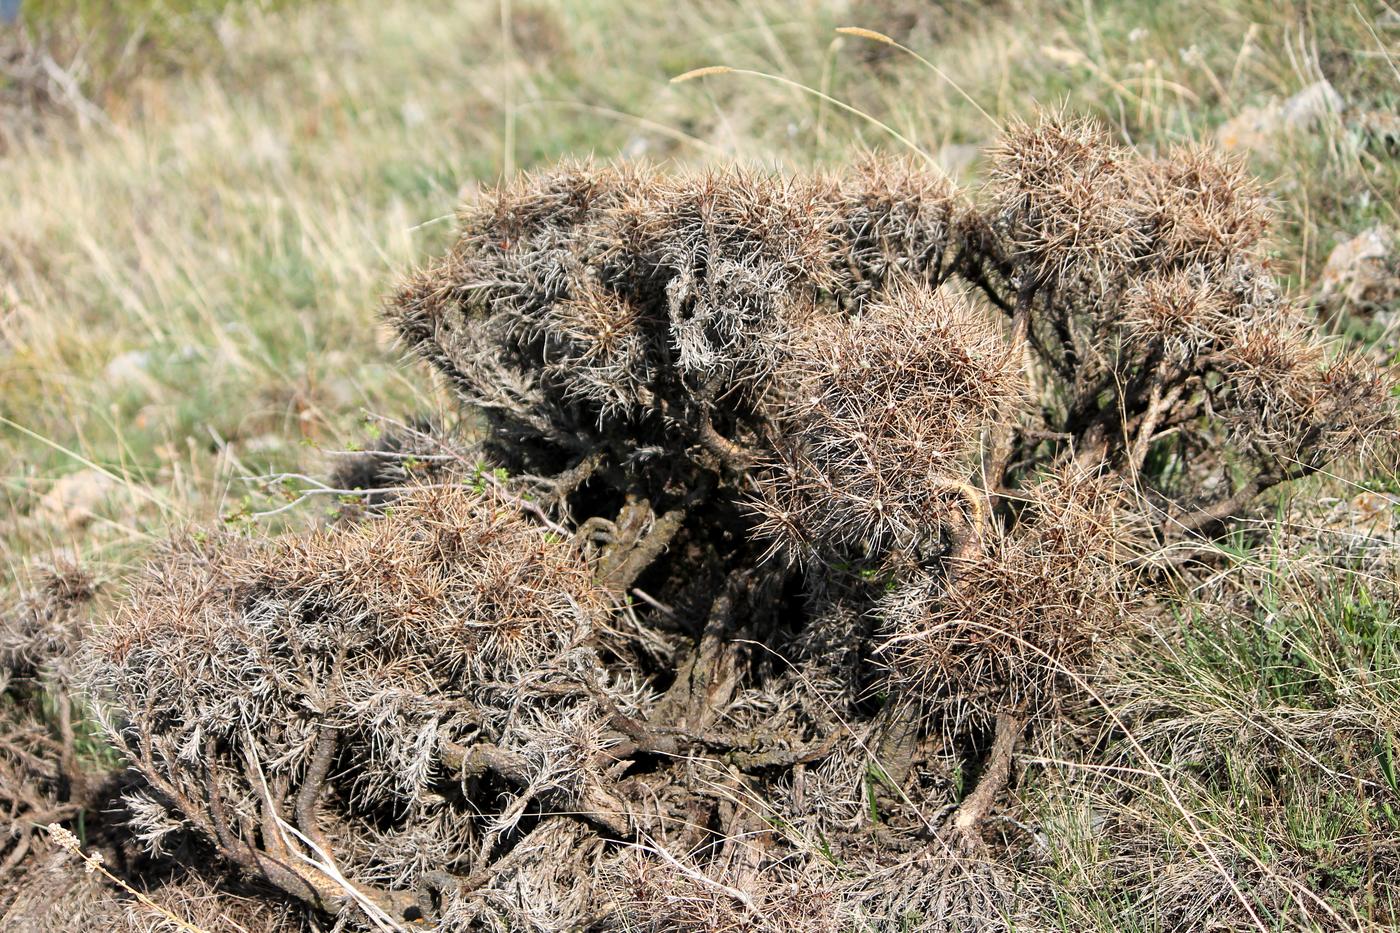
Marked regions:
[74,116,1398,931]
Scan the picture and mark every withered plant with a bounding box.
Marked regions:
[1,561,98,888]
[86,485,637,927]
[973,117,1393,527]
[2,564,324,933]
[86,115,1398,930]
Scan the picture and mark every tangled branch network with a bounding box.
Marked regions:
[79,115,1398,931]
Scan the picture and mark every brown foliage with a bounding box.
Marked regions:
[754,281,1022,564]
[3,845,315,933]
[87,485,625,925]
[80,116,1399,929]
[877,466,1130,729]
[1,561,99,890]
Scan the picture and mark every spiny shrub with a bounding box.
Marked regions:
[87,485,637,926]
[1,561,97,893]
[2,564,327,932]
[1,560,93,682]
[391,158,961,463]
[609,853,841,933]
[754,281,1023,563]
[975,117,1393,523]
[86,115,1398,931]
[876,466,1128,728]
[5,846,315,933]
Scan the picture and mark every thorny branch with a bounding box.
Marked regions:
[73,118,1398,931]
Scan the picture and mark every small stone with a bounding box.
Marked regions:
[243,434,285,454]
[249,126,289,169]
[1279,79,1343,130]
[37,469,118,527]
[102,349,151,385]
[1215,104,1278,153]
[935,142,981,176]
[400,98,426,128]
[1216,80,1344,153]
[320,375,360,411]
[1348,490,1393,525]
[1319,225,1398,310]
[1354,109,1400,154]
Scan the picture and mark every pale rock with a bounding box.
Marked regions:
[243,434,286,454]
[320,375,361,411]
[248,125,289,170]
[400,98,426,129]
[935,142,981,176]
[37,470,118,527]
[1216,79,1343,154]
[1355,109,1400,153]
[1215,104,1277,153]
[1319,226,1398,310]
[1346,490,1394,525]
[1279,79,1343,129]
[103,349,151,386]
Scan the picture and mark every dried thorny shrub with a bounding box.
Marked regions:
[4,840,316,933]
[86,485,639,926]
[608,852,841,933]
[1,561,99,889]
[876,467,1129,729]
[2,563,323,932]
[753,282,1023,563]
[327,416,468,513]
[1,560,93,680]
[85,116,1399,930]
[976,117,1395,525]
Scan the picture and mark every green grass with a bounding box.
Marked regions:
[15,0,307,97]
[1026,532,1400,929]
[1,0,1397,928]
